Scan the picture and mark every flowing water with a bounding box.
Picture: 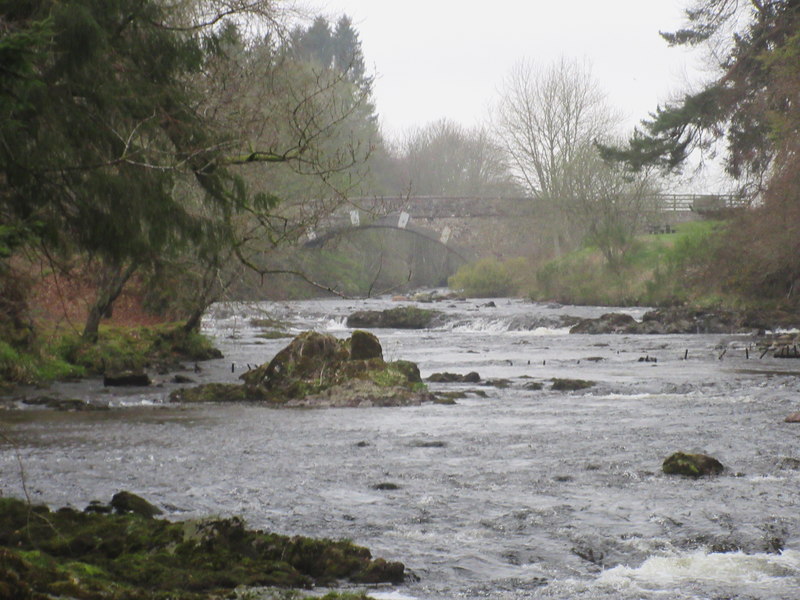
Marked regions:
[2,296,800,599]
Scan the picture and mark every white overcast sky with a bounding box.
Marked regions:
[310,0,708,140]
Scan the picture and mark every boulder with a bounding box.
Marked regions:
[0,495,405,596]
[427,371,481,383]
[391,359,422,383]
[662,452,724,477]
[165,330,433,408]
[286,378,435,408]
[103,370,150,387]
[346,305,441,329]
[570,313,637,334]
[169,383,264,403]
[21,397,105,411]
[110,491,163,518]
[551,378,595,391]
[351,557,406,584]
[349,330,383,360]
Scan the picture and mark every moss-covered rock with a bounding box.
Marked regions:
[0,495,404,599]
[346,306,441,329]
[662,452,724,477]
[427,371,481,383]
[169,331,432,408]
[551,378,595,391]
[103,369,151,387]
[349,330,383,360]
[21,396,107,411]
[169,382,266,403]
[110,491,163,518]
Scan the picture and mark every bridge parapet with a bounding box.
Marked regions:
[306,193,744,259]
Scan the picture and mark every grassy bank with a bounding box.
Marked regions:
[0,324,220,389]
[529,221,725,306]
[447,221,764,308]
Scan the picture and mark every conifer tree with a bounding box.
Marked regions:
[0,1,379,343]
[602,0,800,301]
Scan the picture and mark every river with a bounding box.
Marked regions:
[2,296,800,599]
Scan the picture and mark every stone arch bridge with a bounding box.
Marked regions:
[304,194,744,261]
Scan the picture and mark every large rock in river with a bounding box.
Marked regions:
[662,452,724,477]
[346,305,442,329]
[235,330,431,406]
[569,308,777,335]
[570,313,637,334]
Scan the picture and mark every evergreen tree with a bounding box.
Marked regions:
[603,1,800,301]
[0,1,377,342]
[333,16,367,88]
[601,0,799,187]
[291,16,334,68]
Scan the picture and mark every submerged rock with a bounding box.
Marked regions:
[21,396,106,411]
[662,452,724,477]
[427,371,481,383]
[570,313,637,334]
[103,369,151,387]
[372,482,400,490]
[346,305,442,329]
[551,378,595,391]
[170,382,265,403]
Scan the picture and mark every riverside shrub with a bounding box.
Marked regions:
[448,257,527,297]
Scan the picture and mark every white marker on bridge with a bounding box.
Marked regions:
[349,210,360,226]
[398,211,410,229]
[440,226,452,245]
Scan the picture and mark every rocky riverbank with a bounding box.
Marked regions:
[0,494,403,600]
[568,307,799,336]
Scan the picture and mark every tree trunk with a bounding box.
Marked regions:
[182,306,205,334]
[82,261,138,344]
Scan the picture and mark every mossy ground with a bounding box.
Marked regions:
[0,497,402,600]
[0,324,223,390]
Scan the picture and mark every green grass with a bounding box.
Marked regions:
[1,323,220,386]
[0,339,85,385]
[529,221,725,306]
[448,257,531,297]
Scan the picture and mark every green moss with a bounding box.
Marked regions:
[170,382,265,403]
[368,367,409,388]
[662,451,724,477]
[235,331,427,406]
[551,378,595,391]
[51,323,221,377]
[0,496,404,599]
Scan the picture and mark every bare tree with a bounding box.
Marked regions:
[493,57,622,255]
[561,144,659,271]
[395,119,519,197]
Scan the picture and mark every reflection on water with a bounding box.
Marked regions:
[2,297,800,599]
